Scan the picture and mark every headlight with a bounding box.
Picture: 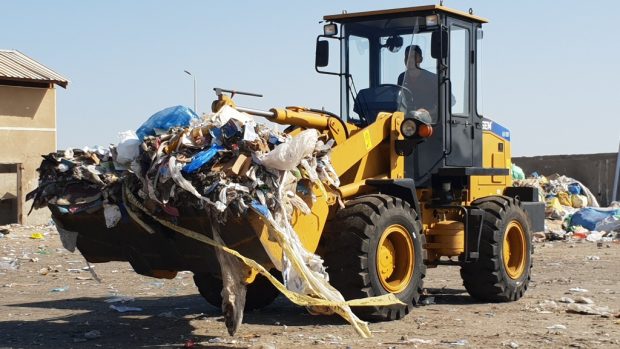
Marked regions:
[400,119,417,138]
[323,23,338,36]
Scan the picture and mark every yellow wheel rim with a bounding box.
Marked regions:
[503,221,527,279]
[377,224,414,293]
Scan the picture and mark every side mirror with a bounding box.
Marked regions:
[431,28,448,59]
[315,40,329,68]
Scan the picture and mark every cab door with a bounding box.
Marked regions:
[445,18,476,167]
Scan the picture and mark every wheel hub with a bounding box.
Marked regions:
[503,221,527,279]
[376,224,414,293]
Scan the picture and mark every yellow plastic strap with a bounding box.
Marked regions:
[122,184,403,338]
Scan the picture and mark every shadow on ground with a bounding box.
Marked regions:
[0,294,344,349]
[423,287,477,305]
[0,288,477,348]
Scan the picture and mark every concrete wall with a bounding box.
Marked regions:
[513,153,619,207]
[0,85,56,225]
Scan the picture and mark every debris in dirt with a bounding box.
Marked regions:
[29,232,45,239]
[249,344,276,349]
[0,225,10,234]
[566,303,612,316]
[574,296,594,304]
[547,324,567,333]
[441,339,468,346]
[569,287,589,293]
[558,297,575,303]
[504,341,519,348]
[384,336,434,345]
[533,231,546,242]
[183,338,195,348]
[109,305,143,313]
[538,300,559,311]
[50,286,68,292]
[0,258,19,271]
[104,296,135,303]
[84,330,101,339]
[585,255,600,261]
[421,296,435,305]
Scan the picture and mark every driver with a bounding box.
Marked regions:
[397,45,438,117]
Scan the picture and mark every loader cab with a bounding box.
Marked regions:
[317,5,487,186]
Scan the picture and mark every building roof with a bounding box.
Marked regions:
[324,5,488,24]
[0,49,69,88]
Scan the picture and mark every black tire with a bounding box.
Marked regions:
[320,194,426,321]
[460,195,532,302]
[193,271,280,311]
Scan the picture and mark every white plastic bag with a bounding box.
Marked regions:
[116,130,141,168]
[103,203,122,228]
[258,129,319,170]
[208,105,253,127]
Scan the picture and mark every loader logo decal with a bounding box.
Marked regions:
[363,130,372,150]
[482,118,511,141]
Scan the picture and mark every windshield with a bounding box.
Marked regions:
[344,16,440,124]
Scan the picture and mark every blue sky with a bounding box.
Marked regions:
[3,0,619,156]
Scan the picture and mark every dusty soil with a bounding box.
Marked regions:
[1,224,619,349]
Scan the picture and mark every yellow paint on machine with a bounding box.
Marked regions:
[469,130,512,202]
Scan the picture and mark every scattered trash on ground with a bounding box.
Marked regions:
[109,304,143,313]
[0,258,20,271]
[104,296,135,303]
[29,232,44,239]
[50,286,68,293]
[568,287,589,293]
[566,303,613,316]
[84,330,102,340]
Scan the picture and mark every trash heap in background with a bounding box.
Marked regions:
[27,105,385,338]
[512,165,620,242]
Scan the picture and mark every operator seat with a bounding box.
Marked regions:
[353,85,405,124]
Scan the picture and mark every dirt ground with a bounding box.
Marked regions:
[1,224,619,349]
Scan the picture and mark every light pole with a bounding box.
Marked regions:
[184,70,197,114]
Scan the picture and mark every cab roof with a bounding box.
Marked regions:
[324,5,488,24]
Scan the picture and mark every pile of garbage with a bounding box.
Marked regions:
[26,147,121,222]
[27,104,394,338]
[513,167,620,242]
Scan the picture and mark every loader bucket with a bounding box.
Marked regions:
[50,203,274,277]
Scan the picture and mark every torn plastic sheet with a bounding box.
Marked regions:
[212,224,249,335]
[207,105,253,127]
[257,129,319,170]
[182,144,224,174]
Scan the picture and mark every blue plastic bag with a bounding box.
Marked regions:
[136,105,198,140]
[570,207,620,231]
[181,145,224,174]
[567,183,582,195]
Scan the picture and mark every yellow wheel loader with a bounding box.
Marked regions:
[50,5,544,321]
